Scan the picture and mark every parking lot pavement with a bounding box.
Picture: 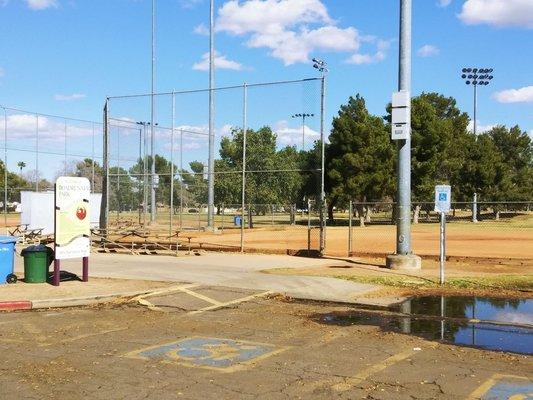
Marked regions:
[0,288,531,400]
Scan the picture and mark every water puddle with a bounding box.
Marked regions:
[315,296,533,355]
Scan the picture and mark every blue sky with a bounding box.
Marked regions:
[0,0,532,179]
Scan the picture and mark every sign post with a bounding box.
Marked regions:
[53,177,91,286]
[434,185,451,285]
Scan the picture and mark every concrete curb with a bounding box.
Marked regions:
[0,289,165,311]
[0,301,32,311]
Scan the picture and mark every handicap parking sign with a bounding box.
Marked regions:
[435,185,451,213]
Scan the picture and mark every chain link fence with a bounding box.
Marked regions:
[337,199,533,260]
[103,77,326,254]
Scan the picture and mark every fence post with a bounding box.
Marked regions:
[307,198,311,251]
[179,129,183,229]
[271,204,274,226]
[100,99,109,232]
[3,107,8,230]
[348,200,353,256]
[240,83,247,253]
[170,91,175,238]
[35,114,39,192]
[221,204,225,231]
[472,192,478,223]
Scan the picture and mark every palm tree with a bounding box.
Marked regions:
[17,161,26,177]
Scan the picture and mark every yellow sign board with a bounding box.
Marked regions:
[55,177,91,260]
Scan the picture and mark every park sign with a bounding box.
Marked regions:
[55,177,91,260]
[434,185,451,214]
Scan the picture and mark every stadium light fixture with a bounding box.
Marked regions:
[461,67,494,135]
[291,113,314,151]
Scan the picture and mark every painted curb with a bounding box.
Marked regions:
[0,300,32,311]
[0,289,167,311]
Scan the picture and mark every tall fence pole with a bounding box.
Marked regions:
[3,107,8,229]
[472,192,478,223]
[91,123,96,192]
[319,74,326,255]
[179,129,183,229]
[117,127,121,221]
[35,114,39,191]
[150,0,157,223]
[207,0,215,229]
[170,92,175,237]
[240,83,247,253]
[100,99,109,232]
[348,200,353,256]
[63,120,67,174]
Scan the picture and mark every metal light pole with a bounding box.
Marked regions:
[460,68,494,135]
[313,58,327,255]
[150,0,157,223]
[386,0,421,270]
[291,113,314,151]
[207,0,215,229]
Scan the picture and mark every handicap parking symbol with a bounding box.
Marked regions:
[474,375,533,400]
[126,336,287,372]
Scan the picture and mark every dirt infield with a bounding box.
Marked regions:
[3,211,532,262]
[194,218,533,261]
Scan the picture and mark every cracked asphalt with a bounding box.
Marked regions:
[0,290,531,399]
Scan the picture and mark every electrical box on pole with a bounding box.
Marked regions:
[391,90,411,140]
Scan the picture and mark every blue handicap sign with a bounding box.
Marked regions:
[439,192,447,201]
[481,378,533,399]
[128,337,283,371]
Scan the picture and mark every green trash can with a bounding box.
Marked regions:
[21,245,54,283]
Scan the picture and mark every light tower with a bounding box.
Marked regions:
[460,67,494,135]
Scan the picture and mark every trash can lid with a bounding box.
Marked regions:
[0,235,18,244]
[21,244,50,254]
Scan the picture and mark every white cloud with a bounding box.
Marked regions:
[274,119,319,147]
[346,38,391,65]
[54,93,86,101]
[437,0,452,7]
[492,86,533,103]
[459,0,533,29]
[180,0,202,9]
[214,0,385,66]
[467,120,496,134]
[417,44,440,57]
[193,23,209,35]
[25,0,58,10]
[0,113,93,142]
[193,52,244,71]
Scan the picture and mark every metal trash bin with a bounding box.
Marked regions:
[21,245,54,283]
[0,236,18,284]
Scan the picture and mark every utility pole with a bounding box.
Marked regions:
[386,0,421,270]
[150,0,157,223]
[207,0,215,229]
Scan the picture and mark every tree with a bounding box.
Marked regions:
[408,93,471,221]
[17,161,26,177]
[326,94,395,224]
[75,158,103,192]
[487,125,533,201]
[0,160,30,203]
[214,126,304,212]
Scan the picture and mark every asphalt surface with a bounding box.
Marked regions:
[0,285,531,400]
